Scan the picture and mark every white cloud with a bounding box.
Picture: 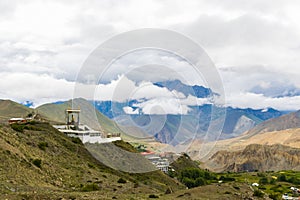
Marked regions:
[0,72,74,106]
[134,97,191,115]
[123,106,139,114]
[0,0,300,111]
[225,91,300,111]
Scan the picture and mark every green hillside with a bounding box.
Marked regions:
[36,98,122,134]
[0,121,185,199]
[0,100,33,122]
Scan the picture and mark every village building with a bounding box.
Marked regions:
[8,118,27,124]
[142,153,170,173]
[53,109,121,144]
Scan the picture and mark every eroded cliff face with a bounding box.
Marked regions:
[204,144,300,172]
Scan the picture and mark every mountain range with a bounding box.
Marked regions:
[188,110,300,172]
[92,80,284,145]
[17,80,287,145]
[1,98,300,174]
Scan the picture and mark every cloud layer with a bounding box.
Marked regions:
[0,0,300,111]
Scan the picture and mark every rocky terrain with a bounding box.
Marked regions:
[204,144,300,172]
[187,111,300,172]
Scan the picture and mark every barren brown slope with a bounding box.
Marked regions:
[228,128,300,150]
[243,110,300,138]
[203,144,300,172]
[188,111,300,161]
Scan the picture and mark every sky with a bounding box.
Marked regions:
[0,0,300,112]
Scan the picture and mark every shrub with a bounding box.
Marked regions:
[149,194,159,198]
[195,177,206,186]
[178,168,217,188]
[71,137,82,144]
[270,185,284,193]
[253,189,264,198]
[81,183,99,192]
[38,142,48,151]
[11,124,25,132]
[288,176,300,184]
[278,174,287,182]
[32,159,42,168]
[117,178,127,184]
[233,186,240,190]
[257,172,266,177]
[182,177,195,188]
[270,178,277,184]
[269,193,281,200]
[259,177,269,184]
[87,163,95,169]
[219,175,235,182]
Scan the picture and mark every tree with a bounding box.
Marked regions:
[278,174,286,182]
[195,177,206,186]
[259,177,269,184]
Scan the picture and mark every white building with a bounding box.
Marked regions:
[53,109,121,144]
[145,155,169,173]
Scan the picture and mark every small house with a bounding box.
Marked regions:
[8,118,27,124]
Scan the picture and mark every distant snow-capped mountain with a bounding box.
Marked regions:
[91,80,285,145]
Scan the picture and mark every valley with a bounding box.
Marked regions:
[0,98,299,199]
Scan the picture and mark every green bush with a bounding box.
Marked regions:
[259,177,269,184]
[219,175,235,182]
[288,176,300,184]
[270,185,284,193]
[81,183,99,192]
[32,159,42,168]
[71,137,82,144]
[10,123,42,132]
[87,163,95,169]
[269,193,281,200]
[195,177,206,186]
[178,168,216,188]
[270,178,277,184]
[257,172,266,177]
[253,189,264,198]
[11,123,25,132]
[182,177,195,188]
[149,194,159,198]
[278,174,287,182]
[38,142,48,151]
[117,178,127,184]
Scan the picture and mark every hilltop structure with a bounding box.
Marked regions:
[141,151,170,173]
[53,109,121,143]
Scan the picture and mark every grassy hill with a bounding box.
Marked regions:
[36,98,124,134]
[0,121,185,199]
[0,100,33,122]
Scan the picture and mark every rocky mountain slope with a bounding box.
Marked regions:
[93,80,284,144]
[204,144,300,172]
[187,111,300,172]
[243,110,300,138]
